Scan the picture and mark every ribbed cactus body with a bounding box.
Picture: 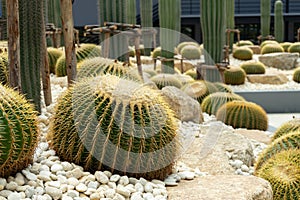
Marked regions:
[260,40,279,48]
[0,84,39,177]
[181,45,201,60]
[213,82,233,93]
[140,0,153,56]
[0,55,8,85]
[150,74,183,90]
[177,42,199,54]
[280,42,292,52]
[293,68,300,83]
[226,0,235,49]
[224,67,246,85]
[255,131,300,172]
[240,61,266,74]
[233,47,253,60]
[49,75,179,180]
[216,101,268,131]
[127,0,137,24]
[255,149,300,200]
[261,44,284,54]
[274,0,284,42]
[272,118,300,141]
[288,42,300,53]
[236,40,254,47]
[159,0,181,74]
[201,92,245,115]
[201,0,226,65]
[47,47,63,74]
[260,0,271,39]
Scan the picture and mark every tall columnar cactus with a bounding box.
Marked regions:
[159,0,181,74]
[274,0,284,42]
[48,75,179,180]
[200,0,226,82]
[260,0,271,39]
[0,84,39,178]
[226,0,235,50]
[47,0,62,27]
[127,0,137,24]
[140,0,153,56]
[19,0,47,112]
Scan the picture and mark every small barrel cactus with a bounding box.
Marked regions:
[280,42,293,52]
[152,47,162,59]
[235,40,254,47]
[240,61,266,74]
[150,74,183,89]
[224,67,246,85]
[47,47,63,74]
[176,42,199,54]
[48,75,179,180]
[233,47,253,60]
[184,69,197,80]
[255,131,300,171]
[261,44,284,54]
[293,67,300,83]
[181,80,219,104]
[128,46,136,57]
[255,149,300,200]
[181,45,201,60]
[0,84,39,177]
[260,40,279,48]
[213,82,233,93]
[289,42,300,53]
[201,92,245,115]
[272,118,300,141]
[216,100,268,131]
[0,55,8,85]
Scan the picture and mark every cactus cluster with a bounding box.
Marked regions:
[216,100,268,131]
[288,42,300,53]
[293,67,300,83]
[261,44,284,54]
[201,92,245,115]
[0,84,39,177]
[272,118,300,141]
[47,47,63,74]
[150,74,183,89]
[48,75,179,180]
[233,47,253,60]
[224,67,246,85]
[240,61,266,74]
[280,42,293,52]
[255,149,300,200]
[181,45,201,60]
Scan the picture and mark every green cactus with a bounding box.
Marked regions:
[226,0,235,50]
[201,92,245,115]
[0,84,39,178]
[173,74,195,86]
[280,42,293,52]
[159,0,181,74]
[181,80,219,104]
[0,55,8,85]
[213,82,233,93]
[140,0,153,56]
[255,131,300,172]
[293,67,300,83]
[150,74,183,90]
[288,42,300,53]
[272,118,300,141]
[240,61,266,74]
[48,75,179,180]
[216,100,268,131]
[261,44,284,54]
[260,0,271,39]
[176,42,199,54]
[143,69,158,78]
[235,40,254,47]
[152,47,162,59]
[184,69,197,80]
[181,45,201,60]
[47,47,63,74]
[274,0,284,43]
[233,47,253,60]
[0,1,7,39]
[255,149,300,200]
[260,40,279,48]
[47,0,63,47]
[224,67,246,85]
[127,0,137,24]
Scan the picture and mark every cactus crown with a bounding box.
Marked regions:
[236,40,254,47]
[150,74,183,89]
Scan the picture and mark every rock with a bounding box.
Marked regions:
[5,181,18,190]
[167,175,273,200]
[110,174,121,182]
[258,52,299,70]
[119,176,129,186]
[90,192,102,200]
[0,178,7,190]
[245,45,261,54]
[144,182,154,193]
[104,188,116,198]
[134,182,144,193]
[95,171,109,184]
[178,121,254,175]
[234,129,271,145]
[22,170,37,181]
[8,192,23,200]
[15,173,26,186]
[116,185,131,198]
[45,186,62,200]
[51,164,64,173]
[38,171,52,182]
[241,165,249,172]
[247,73,289,85]
[161,86,203,123]
[67,177,79,187]
[76,183,88,192]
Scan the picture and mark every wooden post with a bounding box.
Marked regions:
[133,29,143,81]
[60,0,77,86]
[7,0,21,91]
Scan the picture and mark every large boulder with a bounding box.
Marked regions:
[161,86,203,123]
[247,73,289,84]
[178,121,255,175]
[167,175,273,200]
[258,52,299,70]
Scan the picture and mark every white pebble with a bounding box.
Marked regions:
[68,177,79,187]
[15,173,25,186]
[51,164,64,173]
[119,176,129,186]
[114,193,126,200]
[116,185,131,197]
[95,171,109,184]
[76,183,88,192]
[22,170,37,181]
[144,182,154,193]
[5,181,18,190]
[104,188,116,198]
[8,192,22,200]
[241,164,249,172]
[45,186,62,200]
[46,181,61,189]
[66,190,79,198]
[110,174,120,182]
[90,192,102,200]
[61,162,73,171]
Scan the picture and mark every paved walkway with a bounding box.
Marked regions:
[267,113,300,132]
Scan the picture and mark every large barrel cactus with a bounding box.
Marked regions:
[224,67,246,85]
[150,74,183,90]
[240,61,266,75]
[255,149,300,200]
[272,118,300,141]
[0,84,39,177]
[48,75,179,180]
[216,100,268,131]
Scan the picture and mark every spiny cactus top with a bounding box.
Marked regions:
[48,75,180,180]
[0,84,39,177]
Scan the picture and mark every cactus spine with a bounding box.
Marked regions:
[159,0,181,74]
[19,0,47,112]
[140,0,153,56]
[127,0,136,24]
[274,0,284,42]
[260,0,271,39]
[226,0,235,50]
